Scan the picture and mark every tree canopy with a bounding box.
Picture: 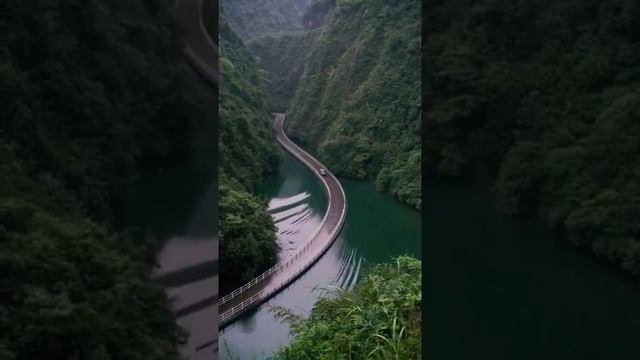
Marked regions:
[286,0,422,209]
[273,256,422,359]
[218,16,280,295]
[219,0,310,41]
[2,0,213,358]
[424,0,640,276]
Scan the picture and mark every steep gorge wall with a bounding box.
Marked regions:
[247,30,319,112]
[424,0,640,276]
[219,0,310,41]
[218,17,280,295]
[286,0,422,209]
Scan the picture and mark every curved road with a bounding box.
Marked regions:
[218,113,347,328]
[175,0,347,346]
[176,0,219,88]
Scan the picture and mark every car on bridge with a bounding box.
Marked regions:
[319,168,327,176]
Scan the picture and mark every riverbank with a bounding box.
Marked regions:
[115,155,218,359]
[220,151,421,359]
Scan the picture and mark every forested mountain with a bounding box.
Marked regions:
[274,256,422,359]
[219,0,310,42]
[247,30,318,112]
[1,0,213,358]
[425,0,640,276]
[286,0,422,209]
[218,0,315,114]
[244,0,337,112]
[220,2,424,357]
[218,17,280,296]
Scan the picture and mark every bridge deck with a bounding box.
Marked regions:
[218,113,348,328]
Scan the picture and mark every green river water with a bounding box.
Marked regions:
[219,151,422,359]
[119,135,640,359]
[424,179,640,360]
[221,152,640,359]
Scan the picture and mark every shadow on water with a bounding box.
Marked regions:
[114,113,218,360]
[220,151,421,359]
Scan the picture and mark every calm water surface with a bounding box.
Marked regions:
[424,179,640,360]
[220,152,422,359]
[116,123,218,360]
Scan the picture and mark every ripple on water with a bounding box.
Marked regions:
[220,153,421,360]
[269,192,322,259]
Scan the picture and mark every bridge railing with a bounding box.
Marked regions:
[219,115,347,325]
[219,180,346,325]
[218,115,333,308]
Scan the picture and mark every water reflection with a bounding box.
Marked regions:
[220,153,421,359]
[152,181,218,359]
[268,192,321,259]
[120,166,218,359]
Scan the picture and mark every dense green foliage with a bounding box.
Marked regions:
[1,0,213,358]
[219,18,279,190]
[286,0,422,209]
[219,17,280,295]
[219,183,278,292]
[1,204,177,359]
[425,0,640,276]
[219,0,310,41]
[247,31,319,112]
[241,0,333,112]
[2,0,210,220]
[273,256,422,359]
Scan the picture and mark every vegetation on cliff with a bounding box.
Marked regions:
[225,0,422,210]
[219,0,310,41]
[219,17,280,295]
[273,256,422,359]
[221,0,323,114]
[219,183,278,291]
[286,0,422,209]
[424,0,640,276]
[1,0,213,358]
[1,208,178,359]
[247,30,319,112]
